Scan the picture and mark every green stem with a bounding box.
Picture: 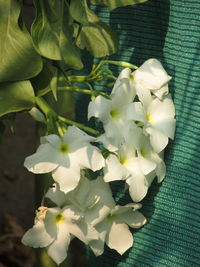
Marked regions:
[58,116,100,136]
[35,97,101,136]
[102,60,138,70]
[58,86,110,99]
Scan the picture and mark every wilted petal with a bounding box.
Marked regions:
[106,222,133,255]
[22,220,53,248]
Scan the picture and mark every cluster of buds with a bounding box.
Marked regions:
[22,59,176,265]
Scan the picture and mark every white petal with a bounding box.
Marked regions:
[41,134,61,147]
[97,134,118,152]
[63,126,94,148]
[138,156,156,175]
[22,220,53,248]
[127,176,148,202]
[112,68,135,101]
[106,222,133,255]
[70,145,105,171]
[104,154,130,182]
[149,96,175,118]
[52,165,81,193]
[85,177,115,225]
[145,126,169,153]
[134,58,171,90]
[45,183,68,207]
[153,84,169,99]
[24,144,61,174]
[68,220,99,244]
[89,238,105,256]
[136,84,152,108]
[117,210,147,229]
[47,223,71,265]
[127,102,145,122]
[88,95,111,123]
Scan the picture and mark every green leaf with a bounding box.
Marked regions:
[70,0,100,25]
[76,21,118,57]
[31,60,58,99]
[0,81,35,117]
[0,0,43,82]
[71,0,118,57]
[31,0,83,70]
[91,0,149,10]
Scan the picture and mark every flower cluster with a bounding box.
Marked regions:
[22,59,176,265]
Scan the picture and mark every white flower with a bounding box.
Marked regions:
[89,203,146,256]
[24,126,105,193]
[22,205,98,265]
[133,58,171,99]
[127,94,176,153]
[88,68,135,141]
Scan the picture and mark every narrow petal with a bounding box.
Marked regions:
[106,222,133,255]
[47,223,71,265]
[22,220,54,248]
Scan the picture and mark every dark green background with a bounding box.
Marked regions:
[86,1,200,266]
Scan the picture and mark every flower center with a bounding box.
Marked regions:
[59,143,69,154]
[110,109,120,120]
[140,148,147,157]
[55,213,64,224]
[119,155,128,166]
[107,214,117,222]
[145,112,153,123]
[129,73,134,81]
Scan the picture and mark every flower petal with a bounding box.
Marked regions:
[133,58,171,91]
[24,144,61,174]
[70,145,105,171]
[88,95,111,123]
[45,183,68,207]
[117,210,147,229]
[106,222,133,255]
[52,165,81,193]
[22,220,54,248]
[47,223,71,265]
[104,154,130,182]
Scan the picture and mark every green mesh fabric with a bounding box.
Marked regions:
[85,1,200,266]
